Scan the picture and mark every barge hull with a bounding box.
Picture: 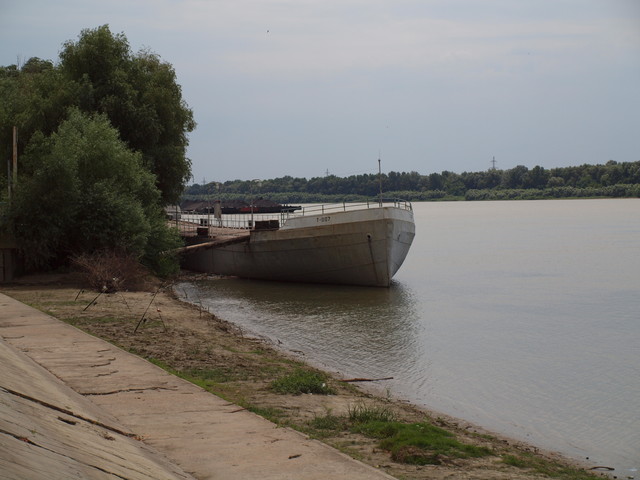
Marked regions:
[183,207,414,287]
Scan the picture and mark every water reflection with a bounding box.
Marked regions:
[176,278,423,380]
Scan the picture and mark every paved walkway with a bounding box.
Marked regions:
[0,293,395,480]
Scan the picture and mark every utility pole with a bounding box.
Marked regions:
[378,155,383,206]
[8,127,17,199]
[12,127,17,186]
[491,156,497,170]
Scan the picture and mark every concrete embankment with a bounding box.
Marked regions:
[0,293,395,480]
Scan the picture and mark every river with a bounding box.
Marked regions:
[176,198,640,476]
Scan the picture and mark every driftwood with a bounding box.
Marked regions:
[340,377,394,383]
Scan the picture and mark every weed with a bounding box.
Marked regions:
[348,402,397,424]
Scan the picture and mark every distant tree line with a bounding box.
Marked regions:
[184,161,640,203]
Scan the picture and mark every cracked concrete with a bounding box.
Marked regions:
[0,292,395,480]
[0,328,194,479]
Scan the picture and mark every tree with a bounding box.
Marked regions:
[4,109,181,271]
[524,165,549,189]
[0,58,76,163]
[59,25,196,203]
[501,165,529,189]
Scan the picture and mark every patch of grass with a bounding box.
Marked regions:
[308,402,494,467]
[247,406,285,423]
[503,454,528,468]
[355,421,491,465]
[252,364,288,380]
[348,402,397,424]
[310,412,345,432]
[183,367,237,384]
[270,368,335,395]
[503,453,602,480]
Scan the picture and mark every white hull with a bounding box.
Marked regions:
[183,204,415,287]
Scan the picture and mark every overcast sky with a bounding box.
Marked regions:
[2,0,639,183]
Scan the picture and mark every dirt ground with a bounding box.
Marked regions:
[1,272,606,480]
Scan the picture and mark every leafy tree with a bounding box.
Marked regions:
[4,109,181,271]
[0,58,75,163]
[501,165,529,189]
[524,165,549,189]
[59,25,196,203]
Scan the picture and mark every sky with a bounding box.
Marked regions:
[1,0,639,183]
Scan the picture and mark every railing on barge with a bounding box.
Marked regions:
[291,198,412,217]
[173,199,412,237]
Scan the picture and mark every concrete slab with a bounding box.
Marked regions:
[0,293,395,480]
[0,330,194,480]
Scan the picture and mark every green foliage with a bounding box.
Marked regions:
[1,25,194,205]
[59,25,195,204]
[141,219,183,277]
[184,161,640,202]
[3,109,181,272]
[270,368,335,395]
[1,25,194,273]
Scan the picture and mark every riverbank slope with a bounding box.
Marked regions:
[1,273,605,480]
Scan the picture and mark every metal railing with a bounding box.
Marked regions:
[173,199,412,237]
[290,199,412,217]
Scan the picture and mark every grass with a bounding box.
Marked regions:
[309,411,345,432]
[348,402,397,423]
[351,419,491,465]
[246,406,286,424]
[270,368,335,395]
[307,403,491,466]
[503,453,603,480]
[147,358,238,388]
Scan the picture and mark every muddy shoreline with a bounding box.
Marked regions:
[1,273,606,480]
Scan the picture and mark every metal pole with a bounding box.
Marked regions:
[378,157,383,206]
[6,158,10,198]
[12,126,17,187]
